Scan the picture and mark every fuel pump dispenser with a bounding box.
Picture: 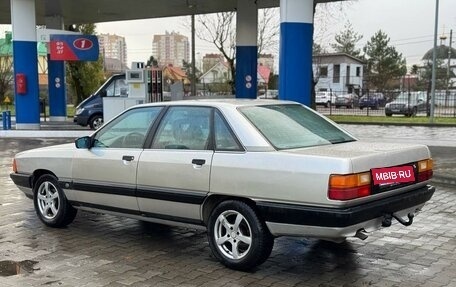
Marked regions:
[103,62,148,123]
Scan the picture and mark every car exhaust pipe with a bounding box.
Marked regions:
[355,228,368,240]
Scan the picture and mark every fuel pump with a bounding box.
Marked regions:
[103,62,148,123]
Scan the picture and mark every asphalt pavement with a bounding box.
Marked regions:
[1,124,456,286]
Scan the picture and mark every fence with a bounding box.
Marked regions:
[316,90,456,118]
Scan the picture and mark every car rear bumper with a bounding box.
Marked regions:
[256,185,435,238]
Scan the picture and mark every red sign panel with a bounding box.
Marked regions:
[372,166,415,185]
[50,35,99,61]
[73,38,94,50]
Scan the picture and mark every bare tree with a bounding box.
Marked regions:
[196,12,236,93]
[194,8,280,94]
[257,8,280,56]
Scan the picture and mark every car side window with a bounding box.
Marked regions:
[105,78,128,97]
[93,107,162,149]
[152,106,211,150]
[214,111,243,151]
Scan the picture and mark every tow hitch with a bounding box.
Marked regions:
[382,213,414,227]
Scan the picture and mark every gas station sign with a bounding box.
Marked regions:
[49,34,99,61]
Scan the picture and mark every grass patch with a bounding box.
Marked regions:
[1,105,76,117]
[328,115,456,125]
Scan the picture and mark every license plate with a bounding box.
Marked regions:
[392,109,400,112]
[371,166,415,185]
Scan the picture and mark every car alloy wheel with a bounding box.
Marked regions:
[36,180,60,220]
[90,115,103,130]
[33,174,77,228]
[207,200,274,271]
[214,210,252,260]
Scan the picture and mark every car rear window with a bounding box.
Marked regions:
[239,104,355,150]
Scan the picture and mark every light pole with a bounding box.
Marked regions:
[430,0,439,123]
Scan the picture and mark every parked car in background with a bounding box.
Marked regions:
[385,92,428,117]
[315,91,336,107]
[335,93,359,108]
[359,93,386,110]
[258,89,279,99]
[74,74,127,130]
[11,100,435,270]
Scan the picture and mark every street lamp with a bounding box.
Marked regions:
[430,0,439,123]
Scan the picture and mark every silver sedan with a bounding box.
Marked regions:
[10,100,435,270]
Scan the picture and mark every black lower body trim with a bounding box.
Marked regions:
[70,201,204,226]
[256,185,435,228]
[10,173,32,188]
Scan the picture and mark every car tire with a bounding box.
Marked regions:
[33,174,77,228]
[89,115,103,130]
[207,200,274,271]
[385,112,392,117]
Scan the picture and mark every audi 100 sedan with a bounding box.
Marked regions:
[10,100,435,270]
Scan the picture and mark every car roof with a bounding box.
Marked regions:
[134,99,298,109]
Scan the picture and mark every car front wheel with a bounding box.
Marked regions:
[207,200,274,271]
[33,174,77,228]
[89,115,103,130]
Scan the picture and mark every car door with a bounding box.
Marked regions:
[72,106,163,213]
[136,106,214,224]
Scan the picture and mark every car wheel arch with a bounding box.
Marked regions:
[201,195,259,225]
[32,169,57,189]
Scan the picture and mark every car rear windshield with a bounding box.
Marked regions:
[239,104,355,150]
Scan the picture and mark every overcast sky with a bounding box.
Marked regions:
[95,0,455,69]
[1,0,455,70]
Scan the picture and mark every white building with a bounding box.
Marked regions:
[98,33,128,68]
[152,31,189,68]
[313,53,364,95]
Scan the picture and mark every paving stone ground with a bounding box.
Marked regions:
[1,138,455,287]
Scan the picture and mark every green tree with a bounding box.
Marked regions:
[0,32,13,104]
[313,42,325,55]
[66,24,105,105]
[182,60,201,80]
[414,59,454,91]
[331,21,363,58]
[363,30,407,91]
[146,55,158,67]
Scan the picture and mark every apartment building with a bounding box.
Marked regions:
[152,31,189,68]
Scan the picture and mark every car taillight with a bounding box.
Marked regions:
[417,159,433,182]
[12,158,17,173]
[328,172,371,200]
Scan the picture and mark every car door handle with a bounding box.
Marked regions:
[122,155,135,161]
[192,159,206,166]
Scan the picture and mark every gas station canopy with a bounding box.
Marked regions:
[0,0,338,25]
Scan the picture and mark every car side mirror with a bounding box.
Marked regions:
[75,136,92,149]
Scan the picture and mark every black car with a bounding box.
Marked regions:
[385,92,428,117]
[73,74,127,129]
[359,93,386,110]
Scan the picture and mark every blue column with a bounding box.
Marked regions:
[11,0,40,129]
[279,0,314,106]
[46,16,67,121]
[48,60,66,120]
[235,0,257,99]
